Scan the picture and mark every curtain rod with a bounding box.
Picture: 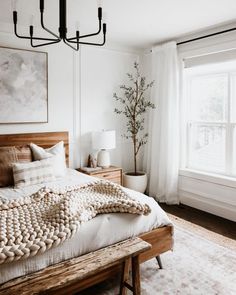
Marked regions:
[177,26,236,45]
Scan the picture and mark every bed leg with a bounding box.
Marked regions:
[156,255,163,269]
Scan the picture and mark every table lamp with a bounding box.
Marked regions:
[92,130,116,168]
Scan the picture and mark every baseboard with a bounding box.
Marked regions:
[179,190,236,222]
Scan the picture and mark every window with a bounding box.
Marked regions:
[183,60,236,177]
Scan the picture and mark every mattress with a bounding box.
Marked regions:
[0,169,172,284]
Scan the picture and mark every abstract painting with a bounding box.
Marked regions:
[0,47,48,123]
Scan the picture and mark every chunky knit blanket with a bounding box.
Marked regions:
[0,180,151,264]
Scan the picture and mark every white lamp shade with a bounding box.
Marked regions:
[92,130,116,150]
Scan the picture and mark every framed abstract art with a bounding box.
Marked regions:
[0,46,48,123]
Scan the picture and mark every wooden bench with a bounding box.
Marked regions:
[0,238,151,295]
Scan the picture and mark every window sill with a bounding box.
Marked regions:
[179,168,236,189]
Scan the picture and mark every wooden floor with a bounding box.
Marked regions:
[160,203,236,240]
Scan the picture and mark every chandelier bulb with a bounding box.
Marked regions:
[12,0,17,11]
[30,15,35,26]
[76,21,80,30]
[103,12,107,22]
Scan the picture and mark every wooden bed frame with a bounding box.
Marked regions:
[0,131,69,166]
[0,131,173,293]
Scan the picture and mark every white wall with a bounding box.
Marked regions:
[79,46,139,170]
[0,22,139,171]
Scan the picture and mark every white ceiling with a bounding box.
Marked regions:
[1,0,236,50]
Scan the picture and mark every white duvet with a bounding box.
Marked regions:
[0,169,172,284]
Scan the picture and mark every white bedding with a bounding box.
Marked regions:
[0,169,172,284]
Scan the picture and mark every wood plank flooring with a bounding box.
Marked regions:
[160,203,236,240]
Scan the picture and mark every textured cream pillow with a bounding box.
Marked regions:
[0,147,18,187]
[13,158,55,188]
[30,141,66,178]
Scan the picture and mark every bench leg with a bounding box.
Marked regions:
[119,256,141,295]
[132,256,141,295]
[120,258,131,295]
[156,255,163,269]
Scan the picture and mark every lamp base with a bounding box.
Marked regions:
[97,150,110,168]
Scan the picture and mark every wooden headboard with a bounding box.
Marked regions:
[0,131,69,166]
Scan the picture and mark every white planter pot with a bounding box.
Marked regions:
[123,172,148,193]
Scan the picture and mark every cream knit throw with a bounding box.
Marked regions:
[0,180,151,264]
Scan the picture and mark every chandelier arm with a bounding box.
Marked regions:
[13,11,58,42]
[65,39,79,44]
[29,26,60,47]
[67,20,102,41]
[68,35,106,46]
[13,23,58,42]
[65,31,80,50]
[78,23,106,46]
[63,39,79,51]
[78,34,106,46]
[30,38,61,48]
[40,12,60,39]
[68,23,106,46]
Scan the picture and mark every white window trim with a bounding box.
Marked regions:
[179,168,236,189]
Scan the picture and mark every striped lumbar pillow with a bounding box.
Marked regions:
[12,158,55,188]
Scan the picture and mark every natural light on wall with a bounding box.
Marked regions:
[183,56,236,178]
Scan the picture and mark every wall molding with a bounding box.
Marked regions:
[71,50,81,168]
[179,190,236,222]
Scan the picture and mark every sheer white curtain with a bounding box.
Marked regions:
[145,41,179,204]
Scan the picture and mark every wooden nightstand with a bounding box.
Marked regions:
[78,166,123,185]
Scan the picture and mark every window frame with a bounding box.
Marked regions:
[182,65,236,178]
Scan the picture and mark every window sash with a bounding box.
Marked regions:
[184,67,236,178]
[186,122,236,176]
[187,73,229,123]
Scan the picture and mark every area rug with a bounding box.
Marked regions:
[79,216,236,295]
[167,213,236,251]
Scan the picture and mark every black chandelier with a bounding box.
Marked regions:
[13,0,107,51]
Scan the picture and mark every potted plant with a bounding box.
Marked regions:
[113,62,155,193]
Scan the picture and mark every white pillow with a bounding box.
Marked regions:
[13,158,55,188]
[30,141,66,178]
